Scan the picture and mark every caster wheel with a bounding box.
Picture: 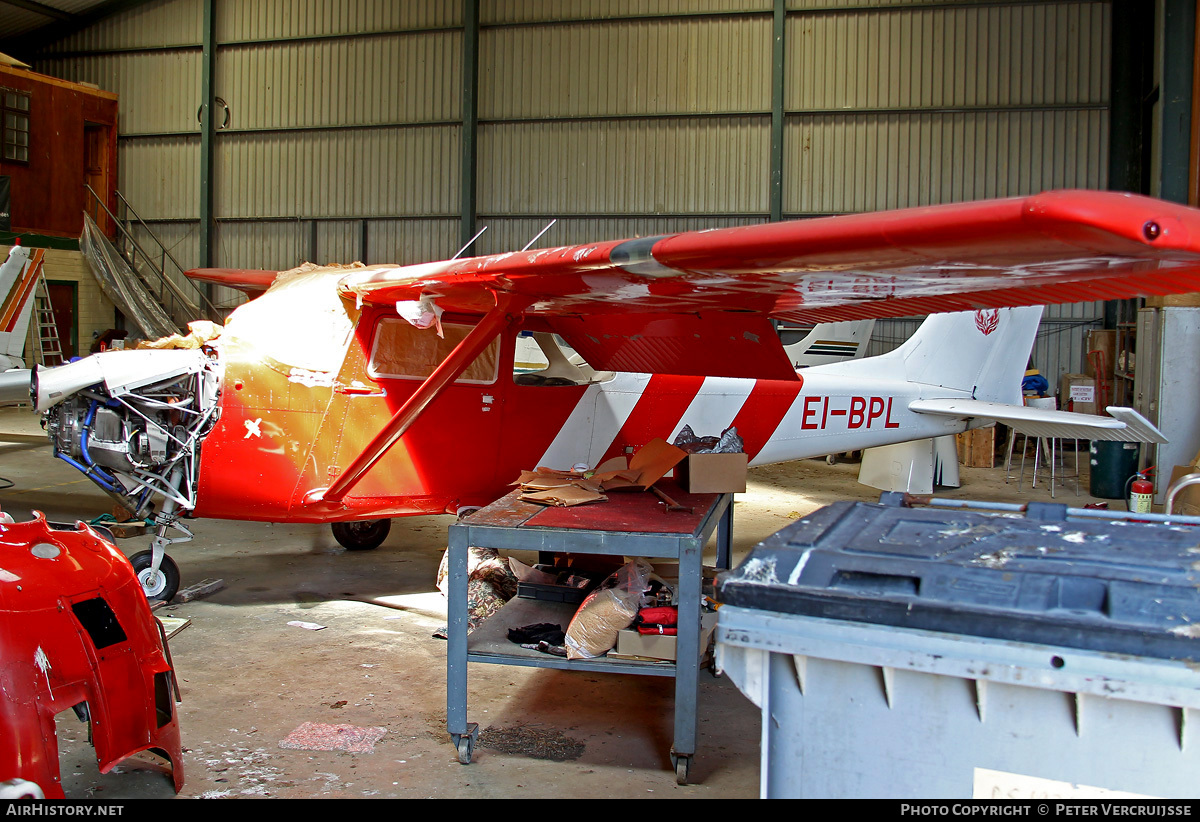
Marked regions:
[675,756,690,785]
[331,519,390,550]
[129,550,181,602]
[826,454,836,465]
[456,736,473,765]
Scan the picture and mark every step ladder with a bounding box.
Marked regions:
[33,274,63,367]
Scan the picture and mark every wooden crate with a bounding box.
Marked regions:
[956,427,996,469]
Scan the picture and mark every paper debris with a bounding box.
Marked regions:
[279,722,387,754]
[158,616,191,639]
[287,621,326,631]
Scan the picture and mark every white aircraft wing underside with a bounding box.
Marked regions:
[908,399,1167,445]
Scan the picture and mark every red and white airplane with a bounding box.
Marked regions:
[8,190,1200,600]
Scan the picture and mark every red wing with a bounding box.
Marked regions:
[186,267,278,296]
[335,190,1200,380]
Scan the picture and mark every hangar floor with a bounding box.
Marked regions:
[0,419,1120,800]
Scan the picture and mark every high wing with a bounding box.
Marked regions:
[318,191,1200,502]
[336,190,1200,382]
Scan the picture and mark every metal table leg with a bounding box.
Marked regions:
[446,523,478,763]
[671,535,702,784]
[717,499,734,570]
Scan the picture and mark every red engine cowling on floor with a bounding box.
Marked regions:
[0,513,183,798]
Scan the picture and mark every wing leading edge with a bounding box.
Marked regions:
[337,190,1200,380]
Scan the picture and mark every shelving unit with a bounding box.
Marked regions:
[445,484,734,784]
[1113,298,1140,408]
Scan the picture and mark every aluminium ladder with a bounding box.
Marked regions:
[33,273,63,367]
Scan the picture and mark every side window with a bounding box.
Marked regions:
[2,88,30,164]
[368,318,499,384]
[513,331,613,386]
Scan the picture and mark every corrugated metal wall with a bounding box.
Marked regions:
[784,2,1109,212]
[476,8,772,252]
[804,1,1111,382]
[30,0,1110,379]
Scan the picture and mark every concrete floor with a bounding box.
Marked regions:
[0,423,1119,800]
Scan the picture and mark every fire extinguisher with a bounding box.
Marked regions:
[1128,468,1154,514]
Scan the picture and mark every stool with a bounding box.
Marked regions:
[1004,428,1081,499]
[1002,397,1079,499]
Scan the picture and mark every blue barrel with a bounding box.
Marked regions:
[1089,441,1141,499]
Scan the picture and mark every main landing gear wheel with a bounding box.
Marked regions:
[129,550,181,602]
[331,519,391,551]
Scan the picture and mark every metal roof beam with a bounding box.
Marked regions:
[0,0,73,23]
[0,0,158,60]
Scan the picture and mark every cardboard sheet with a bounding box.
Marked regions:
[519,485,607,507]
[597,439,687,491]
[515,440,686,507]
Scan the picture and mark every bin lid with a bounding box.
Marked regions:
[716,500,1200,660]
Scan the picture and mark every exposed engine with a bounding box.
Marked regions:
[40,349,221,520]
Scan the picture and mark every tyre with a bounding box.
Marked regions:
[331,519,391,550]
[129,550,181,602]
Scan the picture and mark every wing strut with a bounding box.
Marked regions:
[322,295,526,503]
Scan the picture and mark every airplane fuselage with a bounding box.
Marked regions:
[193,308,970,523]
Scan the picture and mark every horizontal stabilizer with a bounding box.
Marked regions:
[909,399,1167,444]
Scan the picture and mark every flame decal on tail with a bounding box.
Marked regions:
[974,309,1000,336]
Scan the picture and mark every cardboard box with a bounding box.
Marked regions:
[1059,373,1096,415]
[648,562,719,585]
[615,611,718,662]
[674,453,748,494]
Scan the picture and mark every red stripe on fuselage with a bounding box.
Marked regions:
[727,376,805,459]
[599,374,705,463]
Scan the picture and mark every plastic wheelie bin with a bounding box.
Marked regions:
[716,497,1200,799]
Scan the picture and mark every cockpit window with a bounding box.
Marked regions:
[369,318,499,384]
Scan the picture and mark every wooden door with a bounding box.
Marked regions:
[84,123,112,234]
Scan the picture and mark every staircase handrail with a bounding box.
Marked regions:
[85,186,221,323]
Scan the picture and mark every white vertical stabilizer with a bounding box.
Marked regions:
[813,306,1043,405]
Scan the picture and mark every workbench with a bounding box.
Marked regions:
[445,482,734,784]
